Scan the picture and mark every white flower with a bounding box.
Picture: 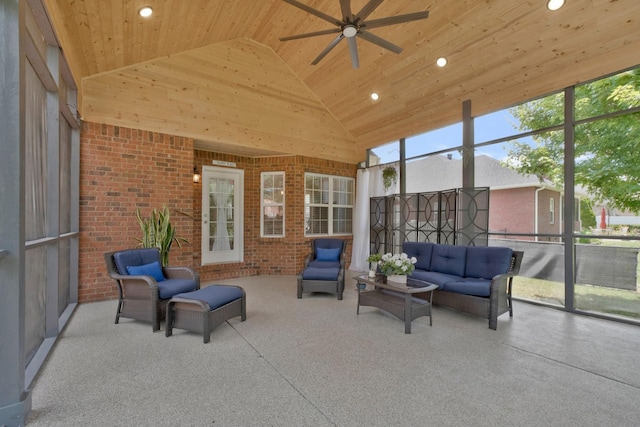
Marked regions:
[378,252,416,276]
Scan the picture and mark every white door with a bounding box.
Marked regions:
[201,166,244,265]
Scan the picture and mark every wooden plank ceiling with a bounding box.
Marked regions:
[43,0,640,164]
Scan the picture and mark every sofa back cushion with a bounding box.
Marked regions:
[465,246,513,280]
[430,244,467,277]
[113,248,161,275]
[402,242,433,271]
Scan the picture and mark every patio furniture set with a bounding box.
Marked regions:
[104,239,522,342]
[104,248,246,343]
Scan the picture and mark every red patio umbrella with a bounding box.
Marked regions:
[600,207,607,229]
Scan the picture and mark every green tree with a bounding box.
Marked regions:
[580,199,596,231]
[504,69,640,213]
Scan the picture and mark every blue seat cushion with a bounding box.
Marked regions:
[302,266,339,281]
[114,248,161,275]
[402,242,434,271]
[443,278,492,297]
[308,260,341,269]
[466,246,513,280]
[174,285,243,311]
[410,270,462,287]
[126,261,165,282]
[316,247,341,261]
[430,244,467,277]
[158,278,199,300]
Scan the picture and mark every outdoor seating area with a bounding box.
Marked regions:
[24,273,640,426]
[4,2,640,425]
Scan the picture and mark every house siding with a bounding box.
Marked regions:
[489,188,536,239]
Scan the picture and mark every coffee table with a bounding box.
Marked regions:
[355,274,438,334]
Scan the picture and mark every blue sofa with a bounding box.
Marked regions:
[402,242,523,330]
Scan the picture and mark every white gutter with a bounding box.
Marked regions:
[534,186,547,242]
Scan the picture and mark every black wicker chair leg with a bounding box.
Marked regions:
[115,300,122,324]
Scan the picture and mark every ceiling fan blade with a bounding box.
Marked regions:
[362,11,429,30]
[282,0,342,26]
[353,0,384,23]
[339,0,352,21]
[311,34,345,65]
[280,28,341,41]
[357,30,402,54]
[347,36,359,69]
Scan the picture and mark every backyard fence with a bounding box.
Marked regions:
[491,239,638,291]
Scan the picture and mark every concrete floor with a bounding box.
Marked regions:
[26,272,640,426]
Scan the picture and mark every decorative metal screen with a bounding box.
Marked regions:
[370,187,489,254]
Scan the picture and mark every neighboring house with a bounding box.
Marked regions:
[404,155,583,241]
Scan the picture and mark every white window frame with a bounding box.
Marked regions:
[260,171,285,238]
[550,197,555,224]
[304,173,354,236]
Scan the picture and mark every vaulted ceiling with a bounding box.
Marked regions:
[43,0,640,163]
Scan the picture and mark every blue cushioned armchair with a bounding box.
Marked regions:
[297,239,347,300]
[104,248,200,331]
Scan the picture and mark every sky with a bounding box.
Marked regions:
[371,109,533,164]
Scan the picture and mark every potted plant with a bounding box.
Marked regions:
[378,252,417,284]
[366,253,382,278]
[135,206,189,266]
[382,166,397,192]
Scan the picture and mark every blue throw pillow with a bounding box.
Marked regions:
[316,247,341,261]
[126,261,165,282]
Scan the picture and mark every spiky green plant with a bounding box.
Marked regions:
[135,206,188,266]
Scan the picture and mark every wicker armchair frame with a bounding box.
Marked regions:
[104,250,200,332]
[297,239,348,300]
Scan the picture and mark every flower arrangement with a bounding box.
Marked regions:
[378,252,417,276]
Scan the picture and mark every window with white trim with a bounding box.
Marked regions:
[261,171,285,237]
[304,173,354,236]
[550,197,555,224]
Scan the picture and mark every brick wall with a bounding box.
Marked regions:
[79,122,195,302]
[489,188,535,239]
[193,152,356,282]
[79,121,356,303]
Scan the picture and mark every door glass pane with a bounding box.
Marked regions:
[208,177,235,251]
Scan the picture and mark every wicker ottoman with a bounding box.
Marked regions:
[165,285,246,343]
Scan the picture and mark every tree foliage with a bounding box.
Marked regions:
[504,69,640,213]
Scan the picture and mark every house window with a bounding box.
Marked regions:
[304,173,354,236]
[261,172,285,237]
[550,197,555,224]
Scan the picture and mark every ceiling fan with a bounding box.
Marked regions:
[279,0,429,69]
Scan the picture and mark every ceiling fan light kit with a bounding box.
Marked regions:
[279,0,429,69]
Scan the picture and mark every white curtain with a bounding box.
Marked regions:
[350,163,398,271]
[350,169,370,272]
[212,179,232,251]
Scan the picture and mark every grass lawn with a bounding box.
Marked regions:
[513,276,640,319]
[512,238,640,319]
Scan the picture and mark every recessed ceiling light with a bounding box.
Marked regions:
[138,6,153,17]
[370,92,380,101]
[436,57,448,67]
[547,0,565,11]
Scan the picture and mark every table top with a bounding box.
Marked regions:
[354,274,438,294]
